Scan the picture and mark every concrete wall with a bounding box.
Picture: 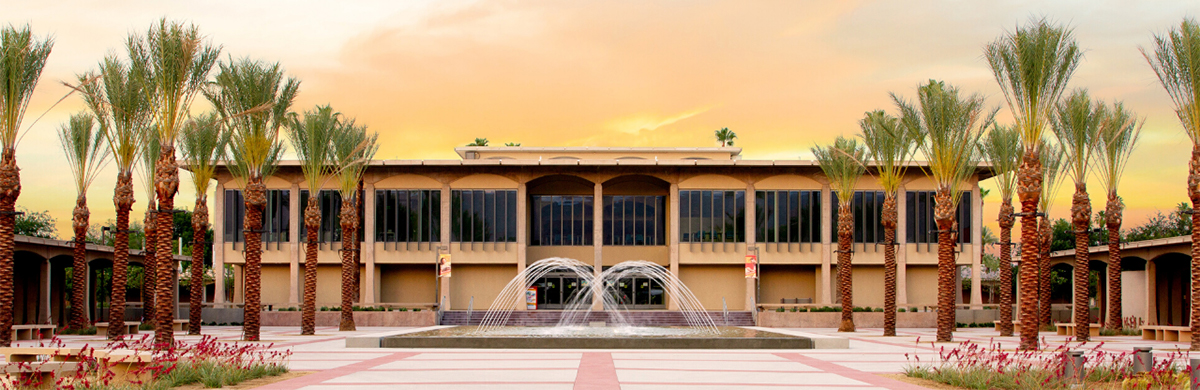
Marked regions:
[759,265,817,304]
[906,265,938,307]
[380,264,437,303]
[679,265,744,310]
[1122,270,1146,322]
[850,265,884,308]
[450,264,517,310]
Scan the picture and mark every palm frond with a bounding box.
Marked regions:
[137,18,221,147]
[1038,138,1066,212]
[894,80,995,208]
[80,52,153,172]
[979,123,1022,200]
[985,17,1082,152]
[813,136,866,203]
[1093,101,1144,194]
[0,25,54,148]
[57,112,110,194]
[1142,18,1200,144]
[205,57,299,186]
[178,112,228,194]
[286,105,340,193]
[858,110,917,194]
[139,128,160,200]
[331,119,379,199]
[1049,89,1104,186]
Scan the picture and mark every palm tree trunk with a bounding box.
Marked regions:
[1105,192,1122,330]
[353,181,363,303]
[143,208,157,323]
[1189,147,1200,351]
[108,171,134,340]
[153,146,178,346]
[69,196,89,330]
[243,180,267,341]
[0,148,20,346]
[188,195,207,335]
[934,189,956,342]
[339,196,358,331]
[997,198,1015,337]
[301,197,319,335]
[1038,216,1052,328]
[1016,151,1043,350]
[1070,183,1091,342]
[882,193,898,337]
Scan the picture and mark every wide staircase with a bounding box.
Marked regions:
[440,310,755,326]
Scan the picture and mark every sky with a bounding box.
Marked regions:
[1,0,1197,239]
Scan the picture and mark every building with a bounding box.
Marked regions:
[1049,235,1188,326]
[211,147,990,313]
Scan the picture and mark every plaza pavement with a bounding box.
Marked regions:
[11,326,1195,389]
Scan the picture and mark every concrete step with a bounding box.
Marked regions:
[440,311,755,326]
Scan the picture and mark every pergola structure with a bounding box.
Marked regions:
[1048,235,1190,327]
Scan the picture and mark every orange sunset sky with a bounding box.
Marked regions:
[2,1,1198,239]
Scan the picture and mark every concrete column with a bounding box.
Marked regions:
[85,262,91,321]
[897,186,908,306]
[1146,259,1156,324]
[363,182,377,304]
[288,183,300,305]
[233,264,243,303]
[593,182,604,311]
[744,181,756,312]
[820,184,832,304]
[970,180,983,307]
[40,260,50,324]
[213,183,226,304]
[668,183,680,310]
[439,183,452,309]
[516,180,528,311]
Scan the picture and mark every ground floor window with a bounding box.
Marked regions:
[531,270,665,310]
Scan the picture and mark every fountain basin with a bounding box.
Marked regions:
[381,326,815,349]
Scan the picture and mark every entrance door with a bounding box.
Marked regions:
[533,273,591,310]
[608,277,665,310]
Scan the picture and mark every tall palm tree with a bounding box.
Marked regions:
[205,58,299,341]
[813,136,866,333]
[139,130,160,327]
[1093,102,1142,331]
[1142,17,1200,351]
[980,124,1021,337]
[331,120,378,331]
[58,113,110,331]
[894,79,994,343]
[858,110,917,337]
[79,54,152,340]
[1036,140,1065,329]
[178,113,227,335]
[286,105,340,335]
[986,18,1082,350]
[715,128,737,147]
[1050,90,1104,342]
[136,19,220,345]
[0,25,52,347]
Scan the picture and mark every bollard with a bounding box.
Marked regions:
[1191,358,1200,390]
[1133,347,1153,373]
[1065,350,1085,383]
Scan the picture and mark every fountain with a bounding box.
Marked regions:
[380,258,816,349]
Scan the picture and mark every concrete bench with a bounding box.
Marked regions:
[0,361,81,384]
[172,319,189,332]
[96,349,156,383]
[0,347,85,363]
[11,325,55,341]
[1054,322,1100,337]
[1142,325,1192,343]
[95,322,139,336]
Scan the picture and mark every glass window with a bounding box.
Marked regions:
[755,190,820,244]
[452,189,517,243]
[831,191,885,244]
[679,190,744,243]
[299,190,366,243]
[906,191,972,244]
[223,189,290,243]
[531,195,594,246]
[375,189,440,243]
[602,195,666,246]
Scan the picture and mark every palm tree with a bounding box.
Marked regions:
[136,19,220,345]
[0,25,53,347]
[980,124,1021,337]
[894,79,994,343]
[467,138,488,146]
[813,136,866,333]
[331,120,378,331]
[1050,90,1104,342]
[715,128,737,147]
[1036,140,1065,329]
[986,18,1082,350]
[139,130,160,328]
[58,113,110,331]
[178,113,227,335]
[286,105,340,335]
[205,58,299,341]
[858,110,917,337]
[79,54,152,340]
[1093,102,1142,331]
[1142,17,1200,351]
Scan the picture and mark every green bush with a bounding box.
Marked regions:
[789,306,798,312]
[60,326,98,335]
[897,308,906,312]
[412,308,421,312]
[874,307,884,312]
[775,307,785,312]
[138,322,155,331]
[398,308,408,312]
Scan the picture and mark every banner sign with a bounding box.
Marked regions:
[438,253,452,278]
[526,287,538,310]
[745,254,758,279]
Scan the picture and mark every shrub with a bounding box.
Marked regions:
[61,326,98,335]
[789,306,798,312]
[874,307,884,312]
[775,307,785,312]
[398,308,408,312]
[898,308,906,313]
[413,308,421,312]
[138,322,156,331]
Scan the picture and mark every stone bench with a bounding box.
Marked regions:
[96,349,156,382]
[1142,325,1192,343]
[0,347,85,363]
[172,319,189,332]
[1054,322,1100,337]
[11,325,55,341]
[0,361,81,384]
[95,322,140,336]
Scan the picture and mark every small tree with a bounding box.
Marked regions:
[1093,102,1142,330]
[980,124,1021,336]
[813,136,866,333]
[178,113,227,335]
[331,119,378,331]
[715,128,737,147]
[58,113,110,331]
[14,207,56,239]
[1036,139,1066,328]
[286,105,340,335]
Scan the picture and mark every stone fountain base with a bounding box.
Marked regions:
[379,326,818,349]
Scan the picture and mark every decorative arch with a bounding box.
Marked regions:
[374,173,443,189]
[603,175,669,195]
[527,174,594,195]
[678,174,745,189]
[451,173,518,189]
[754,174,823,190]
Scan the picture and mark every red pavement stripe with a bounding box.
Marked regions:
[775,352,930,390]
[574,352,620,390]
[256,351,417,390]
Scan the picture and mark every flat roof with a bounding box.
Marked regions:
[454,146,743,159]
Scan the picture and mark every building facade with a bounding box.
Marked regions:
[211,147,989,312]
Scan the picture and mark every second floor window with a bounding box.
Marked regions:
[831,191,886,244]
[451,190,517,243]
[603,195,665,246]
[223,189,290,243]
[755,190,821,243]
[680,190,745,243]
[906,191,972,244]
[376,189,440,243]
[532,195,593,246]
[299,190,365,243]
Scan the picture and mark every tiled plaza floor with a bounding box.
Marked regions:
[13,326,1194,389]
